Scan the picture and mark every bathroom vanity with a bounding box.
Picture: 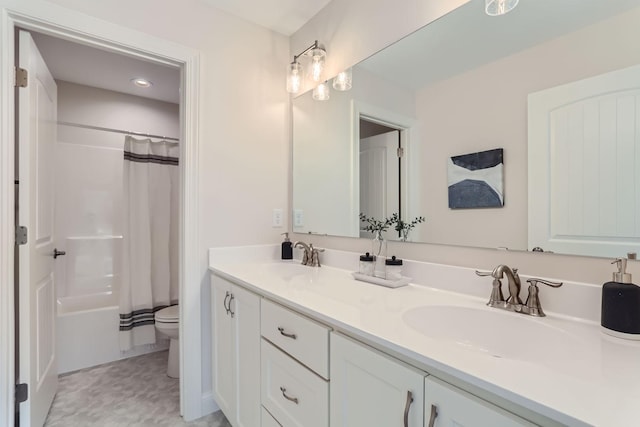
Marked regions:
[209,245,640,427]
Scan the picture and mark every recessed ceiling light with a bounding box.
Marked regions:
[131,78,153,88]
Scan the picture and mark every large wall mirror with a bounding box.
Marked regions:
[292,0,640,258]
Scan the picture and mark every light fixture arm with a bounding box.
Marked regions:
[292,40,320,64]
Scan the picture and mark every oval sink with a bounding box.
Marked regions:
[402,305,582,364]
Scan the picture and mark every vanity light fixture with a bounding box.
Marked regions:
[485,0,519,16]
[312,81,330,101]
[332,68,352,91]
[286,40,326,94]
[131,77,153,88]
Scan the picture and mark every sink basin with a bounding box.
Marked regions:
[402,305,582,363]
[255,262,318,281]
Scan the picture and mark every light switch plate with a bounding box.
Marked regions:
[294,209,304,227]
[272,209,283,227]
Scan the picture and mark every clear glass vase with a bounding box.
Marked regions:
[372,230,387,278]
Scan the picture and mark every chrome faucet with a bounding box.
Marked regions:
[476,265,562,317]
[293,241,324,267]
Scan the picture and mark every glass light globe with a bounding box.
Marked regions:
[286,62,303,94]
[485,0,519,16]
[312,81,330,101]
[332,68,352,91]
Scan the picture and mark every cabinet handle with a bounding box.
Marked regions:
[229,294,235,318]
[277,327,297,340]
[223,291,231,315]
[279,386,299,404]
[426,404,438,427]
[403,390,413,427]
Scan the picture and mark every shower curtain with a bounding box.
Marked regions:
[119,136,179,351]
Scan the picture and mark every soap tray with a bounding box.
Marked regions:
[351,272,411,288]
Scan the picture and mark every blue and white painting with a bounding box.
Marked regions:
[448,148,504,209]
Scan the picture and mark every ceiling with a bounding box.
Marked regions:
[31,32,181,104]
[30,0,330,104]
[199,0,331,36]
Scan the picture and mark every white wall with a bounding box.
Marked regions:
[415,7,640,249]
[291,0,640,284]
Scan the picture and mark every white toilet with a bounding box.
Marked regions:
[155,305,179,378]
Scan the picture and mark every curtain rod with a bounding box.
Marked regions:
[57,121,180,142]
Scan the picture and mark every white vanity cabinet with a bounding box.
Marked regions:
[211,274,261,427]
[330,333,425,427]
[424,376,536,427]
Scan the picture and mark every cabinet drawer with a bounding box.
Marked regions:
[261,406,282,427]
[261,299,330,379]
[261,339,329,427]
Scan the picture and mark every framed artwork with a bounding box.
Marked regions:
[448,148,504,209]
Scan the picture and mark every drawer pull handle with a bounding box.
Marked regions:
[229,294,235,318]
[279,386,299,404]
[277,327,297,340]
[403,390,413,427]
[223,292,231,315]
[427,404,438,427]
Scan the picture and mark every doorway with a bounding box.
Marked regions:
[0,7,202,426]
[16,28,181,426]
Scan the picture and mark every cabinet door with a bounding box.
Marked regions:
[231,283,261,427]
[211,274,234,418]
[330,333,424,427]
[424,377,536,427]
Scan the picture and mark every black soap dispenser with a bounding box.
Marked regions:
[601,256,640,340]
[281,232,293,260]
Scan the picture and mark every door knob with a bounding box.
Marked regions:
[53,248,66,259]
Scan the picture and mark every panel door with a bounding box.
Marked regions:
[330,333,424,427]
[211,275,234,419]
[17,30,58,427]
[359,130,399,238]
[424,376,536,427]
[528,63,640,257]
[231,283,260,427]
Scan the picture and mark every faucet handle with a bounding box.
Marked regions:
[475,270,493,277]
[526,278,563,288]
[524,278,563,317]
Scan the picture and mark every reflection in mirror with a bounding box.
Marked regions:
[359,119,401,239]
[292,0,640,258]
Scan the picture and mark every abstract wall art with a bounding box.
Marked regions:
[447,148,504,209]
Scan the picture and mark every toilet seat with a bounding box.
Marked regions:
[155,305,179,323]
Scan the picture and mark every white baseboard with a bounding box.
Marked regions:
[201,392,220,417]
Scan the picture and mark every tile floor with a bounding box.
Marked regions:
[44,351,232,427]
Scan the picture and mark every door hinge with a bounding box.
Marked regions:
[15,383,28,403]
[15,67,28,88]
[15,226,28,246]
[397,147,404,158]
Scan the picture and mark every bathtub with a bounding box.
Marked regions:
[57,294,169,374]
[56,236,168,374]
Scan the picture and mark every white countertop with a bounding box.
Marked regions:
[209,246,640,427]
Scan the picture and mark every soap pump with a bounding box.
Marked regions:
[601,255,640,340]
[281,232,293,260]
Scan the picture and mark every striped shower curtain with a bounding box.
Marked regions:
[119,136,179,351]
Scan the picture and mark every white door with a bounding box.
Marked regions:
[359,130,400,238]
[330,333,424,427]
[424,376,535,427]
[528,64,640,257]
[17,30,58,427]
